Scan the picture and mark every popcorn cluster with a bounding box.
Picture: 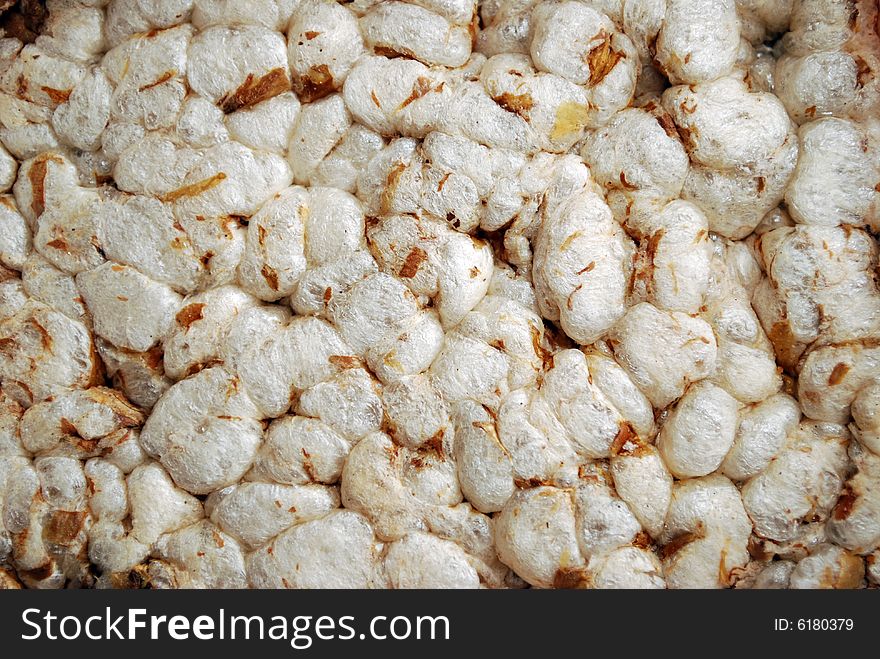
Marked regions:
[0,0,878,589]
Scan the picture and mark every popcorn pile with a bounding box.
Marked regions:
[0,0,878,589]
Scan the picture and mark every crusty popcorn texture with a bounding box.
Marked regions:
[0,0,878,590]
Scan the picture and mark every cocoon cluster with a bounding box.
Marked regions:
[0,0,878,590]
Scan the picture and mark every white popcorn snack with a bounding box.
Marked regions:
[0,0,878,591]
